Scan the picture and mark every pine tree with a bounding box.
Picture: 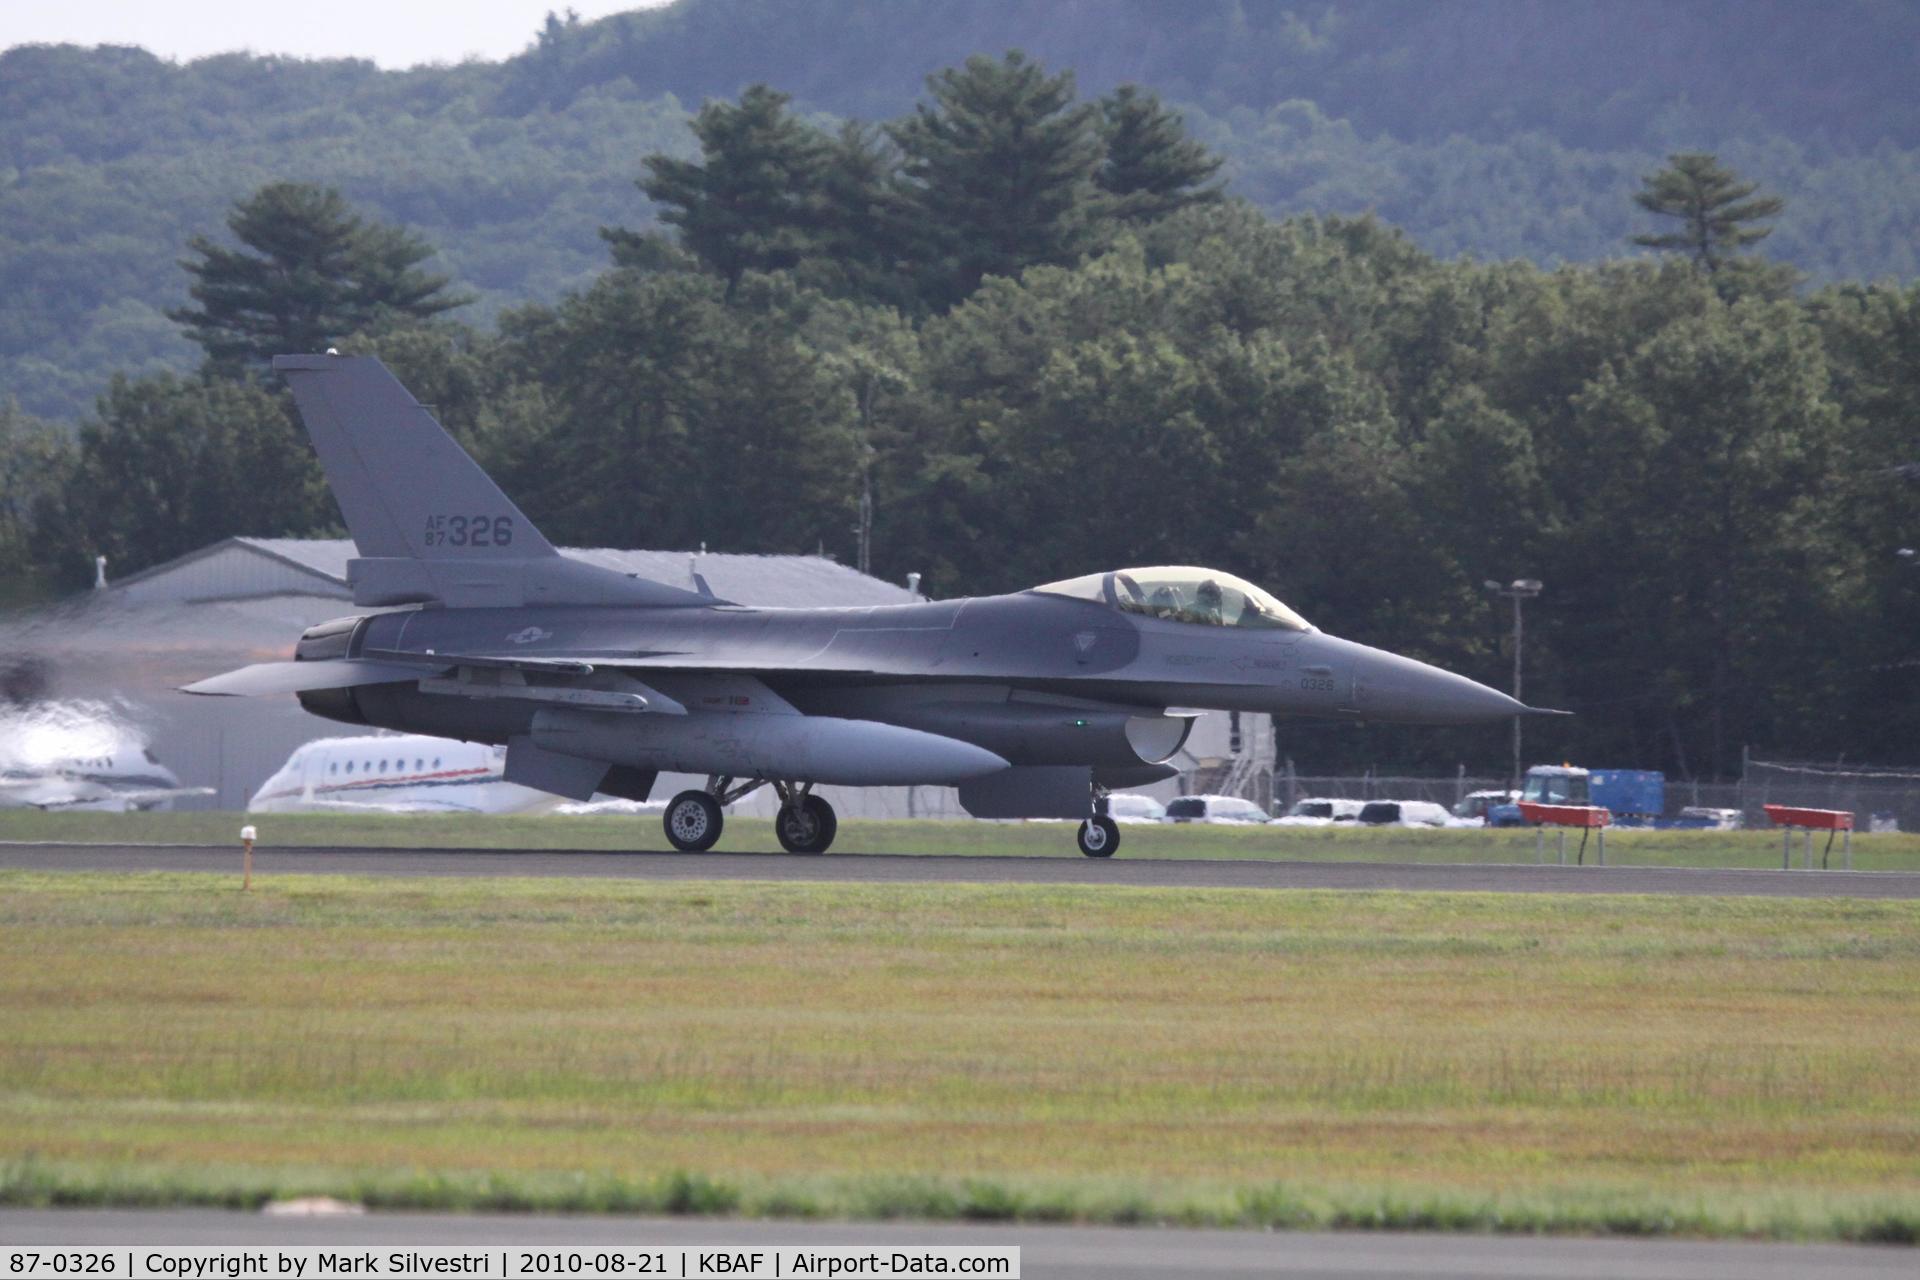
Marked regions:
[888,51,1104,307]
[1631,153,1784,274]
[1096,84,1225,222]
[807,122,924,313]
[635,84,833,297]
[170,183,466,368]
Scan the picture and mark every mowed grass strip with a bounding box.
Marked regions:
[6,809,1920,869]
[1,871,1916,1240]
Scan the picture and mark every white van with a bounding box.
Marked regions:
[1272,797,1363,826]
[1104,793,1169,824]
[1355,799,1452,827]
[1164,794,1272,824]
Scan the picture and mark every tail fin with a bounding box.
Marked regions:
[277,354,556,562]
[275,354,704,609]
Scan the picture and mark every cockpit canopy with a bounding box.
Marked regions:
[1032,566,1311,631]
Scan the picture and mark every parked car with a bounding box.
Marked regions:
[1672,806,1742,830]
[1355,799,1452,827]
[1272,797,1363,826]
[1164,794,1272,824]
[1451,789,1518,823]
[1104,793,1168,824]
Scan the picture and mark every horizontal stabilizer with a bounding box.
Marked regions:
[181,658,445,697]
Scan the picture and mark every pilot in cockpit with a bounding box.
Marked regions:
[1195,578,1225,626]
[1036,567,1313,634]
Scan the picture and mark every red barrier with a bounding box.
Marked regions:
[1762,805,1854,869]
[1761,805,1854,831]
[1518,802,1610,865]
[1518,802,1611,828]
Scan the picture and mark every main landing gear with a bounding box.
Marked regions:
[663,789,724,852]
[1077,785,1119,858]
[661,776,839,855]
[772,781,836,854]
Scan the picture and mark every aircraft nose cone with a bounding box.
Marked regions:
[1353,650,1527,725]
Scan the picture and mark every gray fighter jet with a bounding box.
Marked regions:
[188,355,1552,857]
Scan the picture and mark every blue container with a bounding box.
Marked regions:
[1588,769,1664,823]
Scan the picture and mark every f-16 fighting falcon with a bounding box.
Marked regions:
[188,355,1557,857]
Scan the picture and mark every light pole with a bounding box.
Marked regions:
[1484,578,1543,791]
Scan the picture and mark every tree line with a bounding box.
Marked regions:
[7,2,1920,422]
[1,52,1915,778]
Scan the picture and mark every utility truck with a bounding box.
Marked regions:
[1487,765,1664,827]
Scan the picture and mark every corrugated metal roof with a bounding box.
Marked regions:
[108,538,916,609]
[110,541,352,605]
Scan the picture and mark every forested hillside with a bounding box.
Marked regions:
[4,0,1920,420]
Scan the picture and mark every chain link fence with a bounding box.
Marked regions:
[1272,767,1506,813]
[771,759,1917,830]
[1740,759,1917,832]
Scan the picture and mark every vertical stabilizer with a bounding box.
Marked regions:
[274,354,708,609]
[275,354,556,562]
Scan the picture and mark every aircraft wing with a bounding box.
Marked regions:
[598,654,883,676]
[98,785,217,809]
[360,648,598,675]
[266,796,494,815]
[0,779,81,809]
[387,652,892,682]
[12,785,216,811]
[184,652,611,697]
[371,648,879,678]
[182,649,892,714]
[182,658,450,696]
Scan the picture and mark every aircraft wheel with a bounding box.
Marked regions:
[664,790,724,852]
[775,794,837,854]
[1077,815,1120,858]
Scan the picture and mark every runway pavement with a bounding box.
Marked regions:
[2,1209,1914,1279]
[3,841,1918,896]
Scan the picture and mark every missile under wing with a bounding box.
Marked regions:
[187,355,1557,857]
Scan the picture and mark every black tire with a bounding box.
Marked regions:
[775,794,837,854]
[1077,815,1120,858]
[664,790,724,852]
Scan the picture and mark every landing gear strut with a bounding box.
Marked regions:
[660,776,838,855]
[1078,785,1119,858]
[773,781,837,854]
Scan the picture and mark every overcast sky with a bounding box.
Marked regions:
[2,1,672,69]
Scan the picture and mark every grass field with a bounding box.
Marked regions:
[1,870,1916,1241]
[4,808,1918,870]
